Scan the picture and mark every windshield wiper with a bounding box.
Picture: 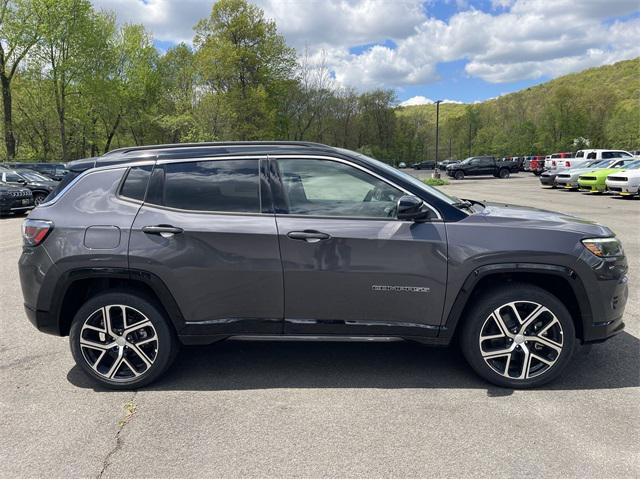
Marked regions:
[462,198,485,208]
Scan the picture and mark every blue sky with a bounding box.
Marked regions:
[92,0,640,105]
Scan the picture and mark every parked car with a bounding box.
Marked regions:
[529,156,546,175]
[0,169,57,205]
[437,159,459,170]
[397,162,407,169]
[578,159,640,193]
[555,158,635,190]
[5,162,69,181]
[606,162,640,197]
[19,141,628,390]
[445,156,514,179]
[0,181,34,216]
[412,160,436,170]
[539,159,602,188]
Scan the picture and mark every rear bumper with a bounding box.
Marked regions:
[24,304,61,335]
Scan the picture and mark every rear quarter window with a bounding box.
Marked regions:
[120,165,153,202]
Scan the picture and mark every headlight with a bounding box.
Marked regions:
[582,237,624,257]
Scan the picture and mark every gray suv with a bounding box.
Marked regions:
[19,142,628,389]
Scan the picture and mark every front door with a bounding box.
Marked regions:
[128,158,284,336]
[271,157,448,337]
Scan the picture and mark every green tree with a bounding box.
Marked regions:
[193,0,295,139]
[0,0,42,159]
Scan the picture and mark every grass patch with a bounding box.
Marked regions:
[423,178,449,186]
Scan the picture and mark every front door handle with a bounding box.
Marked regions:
[142,225,184,238]
[287,230,331,243]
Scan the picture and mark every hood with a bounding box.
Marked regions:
[581,168,622,178]
[471,202,613,237]
[26,181,56,189]
[0,182,29,193]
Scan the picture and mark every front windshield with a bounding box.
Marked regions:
[337,148,461,206]
[19,171,49,182]
[592,159,614,168]
[459,157,473,164]
[624,160,640,169]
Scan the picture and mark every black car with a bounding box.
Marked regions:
[0,169,57,205]
[0,181,34,216]
[412,160,436,170]
[446,156,515,179]
[6,162,68,181]
[438,160,459,170]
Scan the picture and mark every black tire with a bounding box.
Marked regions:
[498,168,510,179]
[33,193,47,205]
[454,170,464,180]
[460,284,575,389]
[70,291,179,389]
[533,171,541,176]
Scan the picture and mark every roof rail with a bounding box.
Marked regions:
[102,141,336,157]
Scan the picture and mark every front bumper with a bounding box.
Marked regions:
[576,253,629,343]
[539,174,556,186]
[0,196,34,213]
[578,179,606,192]
[606,180,640,196]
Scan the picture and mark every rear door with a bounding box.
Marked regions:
[270,156,448,337]
[128,157,284,336]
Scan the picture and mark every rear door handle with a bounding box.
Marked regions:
[142,225,184,238]
[287,230,331,243]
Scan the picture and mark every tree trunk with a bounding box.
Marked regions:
[1,73,16,159]
[104,114,121,153]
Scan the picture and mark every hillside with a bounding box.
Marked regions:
[393,57,640,158]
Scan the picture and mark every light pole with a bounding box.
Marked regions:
[433,100,442,178]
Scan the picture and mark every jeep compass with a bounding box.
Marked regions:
[19,142,628,389]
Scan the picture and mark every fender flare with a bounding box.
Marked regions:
[47,267,186,335]
[440,262,591,340]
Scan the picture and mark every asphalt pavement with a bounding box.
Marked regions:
[1,172,638,478]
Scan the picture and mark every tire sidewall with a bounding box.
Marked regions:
[455,170,464,180]
[499,168,510,179]
[70,291,177,390]
[461,285,576,388]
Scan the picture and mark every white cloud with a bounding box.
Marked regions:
[90,0,640,89]
[92,0,209,44]
[399,96,464,106]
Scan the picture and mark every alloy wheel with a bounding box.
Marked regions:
[478,301,564,380]
[79,305,159,381]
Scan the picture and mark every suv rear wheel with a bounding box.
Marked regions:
[460,284,575,388]
[70,291,178,389]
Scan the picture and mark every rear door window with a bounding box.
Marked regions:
[148,159,261,213]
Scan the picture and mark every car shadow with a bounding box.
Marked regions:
[67,331,640,394]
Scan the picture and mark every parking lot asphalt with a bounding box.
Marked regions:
[1,173,638,478]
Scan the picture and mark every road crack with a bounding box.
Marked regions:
[97,392,138,479]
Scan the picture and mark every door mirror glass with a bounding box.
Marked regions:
[396,195,432,222]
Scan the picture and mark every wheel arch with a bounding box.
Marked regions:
[441,263,590,344]
[53,268,185,336]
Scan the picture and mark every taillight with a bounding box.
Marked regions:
[552,160,556,166]
[22,219,53,246]
[565,161,571,167]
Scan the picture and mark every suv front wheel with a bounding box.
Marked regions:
[70,291,178,389]
[461,284,575,388]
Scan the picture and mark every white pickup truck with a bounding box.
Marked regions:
[544,149,633,173]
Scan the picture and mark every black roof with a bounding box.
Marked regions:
[67,141,342,172]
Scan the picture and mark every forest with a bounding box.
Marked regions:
[1,0,639,164]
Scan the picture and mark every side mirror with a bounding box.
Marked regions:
[396,195,432,222]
